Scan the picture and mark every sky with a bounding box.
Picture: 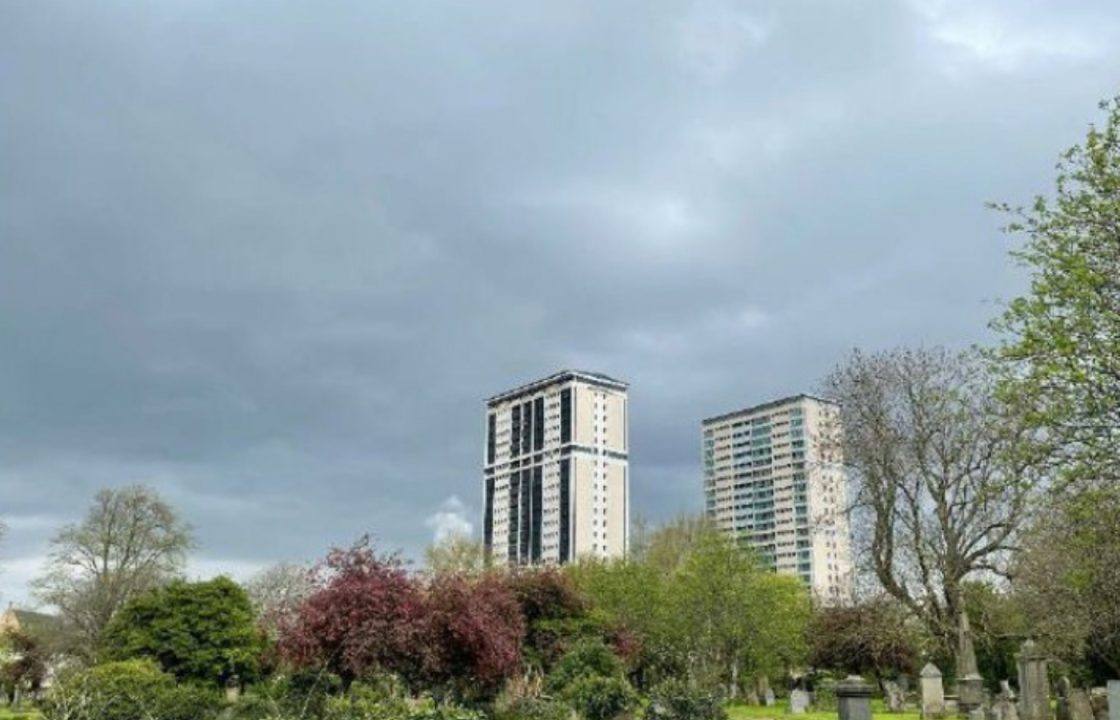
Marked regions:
[2,0,1119,607]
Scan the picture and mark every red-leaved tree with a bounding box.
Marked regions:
[277,537,426,687]
[422,572,525,700]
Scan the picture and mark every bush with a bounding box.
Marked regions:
[644,678,726,720]
[41,659,222,720]
[562,675,638,720]
[320,681,485,720]
[547,639,625,693]
[491,695,573,720]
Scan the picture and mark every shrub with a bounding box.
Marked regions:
[228,671,343,719]
[102,576,264,686]
[562,675,638,720]
[41,659,222,720]
[547,639,625,693]
[491,695,573,720]
[644,678,726,720]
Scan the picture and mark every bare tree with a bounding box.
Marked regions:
[32,485,193,655]
[245,561,315,633]
[820,347,1041,659]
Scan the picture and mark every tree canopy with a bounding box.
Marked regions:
[102,576,264,686]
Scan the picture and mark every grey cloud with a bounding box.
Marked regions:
[2,0,1119,604]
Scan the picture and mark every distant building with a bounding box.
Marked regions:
[483,370,629,565]
[702,394,852,601]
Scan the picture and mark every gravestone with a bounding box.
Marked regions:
[837,675,874,720]
[1069,689,1094,720]
[1108,681,1120,720]
[1017,640,1049,720]
[885,680,906,712]
[1089,689,1108,720]
[791,689,811,715]
[922,664,946,719]
[992,689,1020,720]
[764,688,776,707]
[958,612,985,717]
[1058,677,1074,720]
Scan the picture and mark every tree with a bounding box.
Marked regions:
[821,347,1041,662]
[33,485,193,655]
[277,537,426,688]
[423,533,487,576]
[421,572,525,700]
[991,97,1120,490]
[505,567,596,671]
[245,562,315,634]
[1013,488,1120,681]
[806,596,921,681]
[1,628,49,704]
[960,582,1026,688]
[670,527,808,696]
[102,576,264,686]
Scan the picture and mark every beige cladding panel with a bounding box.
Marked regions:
[604,462,627,556]
[572,455,596,557]
[574,385,594,446]
[605,393,627,452]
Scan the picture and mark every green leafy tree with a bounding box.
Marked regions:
[806,595,921,681]
[102,576,264,686]
[671,527,809,696]
[991,97,1120,490]
[1013,489,1120,681]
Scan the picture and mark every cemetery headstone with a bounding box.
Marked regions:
[837,675,874,720]
[765,688,776,707]
[1108,681,1120,720]
[1069,688,1093,720]
[922,664,946,719]
[1017,640,1049,720]
[885,680,906,712]
[791,689,811,715]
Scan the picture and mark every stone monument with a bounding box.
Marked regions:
[1017,640,1049,720]
[922,664,946,719]
[791,689,811,715]
[957,611,985,717]
[837,675,874,720]
[1108,681,1119,720]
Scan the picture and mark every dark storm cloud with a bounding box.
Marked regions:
[2,0,1119,602]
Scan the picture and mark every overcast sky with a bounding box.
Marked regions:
[2,0,1119,607]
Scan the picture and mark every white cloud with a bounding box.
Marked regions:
[424,496,474,544]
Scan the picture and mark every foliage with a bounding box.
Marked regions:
[424,534,488,577]
[546,639,625,693]
[318,681,485,720]
[806,596,920,679]
[821,347,1041,660]
[991,96,1120,491]
[644,677,727,720]
[41,659,221,720]
[669,527,808,695]
[0,629,50,700]
[32,486,193,656]
[561,675,638,720]
[571,520,809,695]
[1013,488,1120,680]
[227,670,343,719]
[102,576,264,686]
[421,571,525,700]
[959,582,1026,689]
[277,537,427,687]
[245,562,315,635]
[490,695,572,720]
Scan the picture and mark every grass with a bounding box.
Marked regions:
[0,708,41,720]
[728,698,922,720]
